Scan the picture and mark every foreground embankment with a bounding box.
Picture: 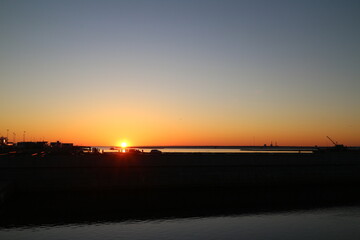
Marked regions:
[0,152,360,193]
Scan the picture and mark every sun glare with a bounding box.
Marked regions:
[121,142,127,148]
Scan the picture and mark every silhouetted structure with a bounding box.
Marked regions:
[16,141,48,153]
[0,136,15,153]
[0,137,8,146]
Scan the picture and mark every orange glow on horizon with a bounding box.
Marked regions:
[2,106,360,147]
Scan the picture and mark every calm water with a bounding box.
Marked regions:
[1,206,360,240]
[96,146,313,153]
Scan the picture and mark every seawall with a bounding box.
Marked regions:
[1,152,360,193]
[0,181,13,209]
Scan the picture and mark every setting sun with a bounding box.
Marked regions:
[120,142,127,148]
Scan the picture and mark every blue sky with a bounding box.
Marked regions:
[1,0,360,145]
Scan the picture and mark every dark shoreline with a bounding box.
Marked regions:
[1,185,360,228]
[1,152,360,192]
[1,152,360,227]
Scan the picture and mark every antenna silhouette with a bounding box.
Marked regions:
[326,136,344,148]
[326,136,338,146]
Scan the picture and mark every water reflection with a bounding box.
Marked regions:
[1,206,360,240]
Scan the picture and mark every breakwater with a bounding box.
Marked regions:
[0,182,12,208]
[0,152,360,193]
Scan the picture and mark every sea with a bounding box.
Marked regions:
[1,205,360,240]
[94,146,314,154]
[1,146,359,239]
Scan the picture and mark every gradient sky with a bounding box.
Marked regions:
[1,0,360,146]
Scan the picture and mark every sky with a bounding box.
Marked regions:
[1,0,360,146]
